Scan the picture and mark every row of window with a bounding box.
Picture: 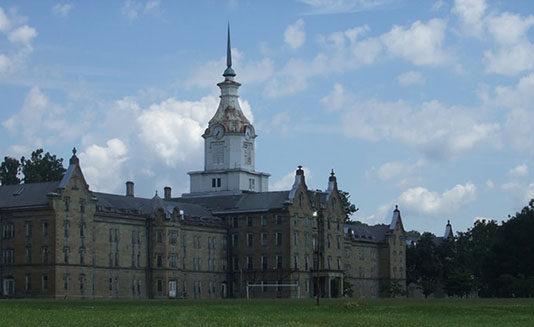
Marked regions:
[2,221,50,240]
[63,196,86,213]
[232,232,283,247]
[2,247,48,265]
[231,214,283,228]
[64,220,86,239]
[233,255,343,271]
[154,254,222,271]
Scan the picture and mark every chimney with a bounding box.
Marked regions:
[164,186,172,200]
[126,181,134,197]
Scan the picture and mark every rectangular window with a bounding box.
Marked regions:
[247,216,253,227]
[217,178,221,187]
[63,246,69,264]
[246,256,253,270]
[337,236,341,250]
[248,178,255,191]
[246,233,253,247]
[80,199,86,213]
[42,221,48,238]
[41,246,48,264]
[261,215,267,226]
[231,234,238,247]
[157,254,163,268]
[305,255,309,271]
[293,255,298,270]
[261,233,267,246]
[337,257,341,270]
[25,246,32,264]
[328,256,332,270]
[25,274,31,292]
[233,217,239,228]
[233,257,239,270]
[157,280,163,293]
[25,221,32,238]
[80,249,85,265]
[64,196,70,211]
[293,231,298,246]
[276,215,282,225]
[42,274,48,291]
[80,223,85,238]
[261,256,268,271]
[169,230,177,245]
[276,232,282,246]
[276,256,283,269]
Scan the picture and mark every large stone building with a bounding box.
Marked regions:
[0,29,406,299]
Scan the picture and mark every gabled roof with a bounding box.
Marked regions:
[344,223,390,243]
[176,191,291,214]
[0,181,59,209]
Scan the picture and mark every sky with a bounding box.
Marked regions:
[1,0,534,235]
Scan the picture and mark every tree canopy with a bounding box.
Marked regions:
[0,149,66,185]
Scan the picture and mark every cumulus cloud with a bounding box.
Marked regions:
[79,139,129,193]
[52,3,73,17]
[381,19,449,66]
[320,83,351,110]
[508,164,528,178]
[398,182,477,216]
[0,7,37,75]
[484,12,534,76]
[452,0,487,37]
[284,19,306,49]
[397,71,426,86]
[2,87,83,149]
[271,166,312,191]
[8,25,37,46]
[368,160,424,183]
[342,99,500,159]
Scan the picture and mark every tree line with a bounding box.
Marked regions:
[407,199,534,298]
[0,149,66,185]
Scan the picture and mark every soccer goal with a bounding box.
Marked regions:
[246,282,300,299]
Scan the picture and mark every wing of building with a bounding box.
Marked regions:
[0,26,406,299]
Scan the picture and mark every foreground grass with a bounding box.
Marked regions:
[1,298,534,327]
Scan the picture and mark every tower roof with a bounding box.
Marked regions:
[223,23,236,78]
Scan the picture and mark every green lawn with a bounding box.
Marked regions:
[1,298,533,326]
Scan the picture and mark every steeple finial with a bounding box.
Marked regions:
[223,23,236,78]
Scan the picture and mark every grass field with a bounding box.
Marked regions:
[1,298,533,326]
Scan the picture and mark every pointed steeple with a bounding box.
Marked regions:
[223,23,236,78]
[289,165,308,201]
[444,220,454,239]
[327,169,338,193]
[69,147,79,165]
[389,205,404,231]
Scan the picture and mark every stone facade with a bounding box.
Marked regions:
[0,28,406,299]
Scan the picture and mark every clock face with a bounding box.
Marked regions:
[212,125,224,139]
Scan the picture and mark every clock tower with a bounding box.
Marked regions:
[186,25,270,196]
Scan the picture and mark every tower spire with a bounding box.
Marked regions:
[223,23,236,78]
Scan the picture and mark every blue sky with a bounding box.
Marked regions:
[1,0,534,235]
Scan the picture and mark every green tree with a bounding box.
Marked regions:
[340,191,358,222]
[0,156,21,185]
[21,149,66,183]
[407,232,441,297]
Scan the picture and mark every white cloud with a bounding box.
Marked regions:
[0,54,11,74]
[79,139,129,193]
[2,87,90,154]
[508,164,528,178]
[8,25,37,46]
[452,0,487,37]
[52,3,73,17]
[299,0,394,14]
[381,19,449,66]
[0,7,10,32]
[398,182,477,216]
[485,179,494,189]
[397,70,426,86]
[121,0,161,20]
[284,19,306,49]
[484,12,534,76]
[368,160,424,182]
[320,83,350,110]
[271,166,312,191]
[342,99,500,159]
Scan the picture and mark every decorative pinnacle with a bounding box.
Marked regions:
[395,205,399,210]
[223,23,236,77]
[72,147,77,156]
[330,169,335,176]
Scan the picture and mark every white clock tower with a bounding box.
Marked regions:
[186,25,270,196]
